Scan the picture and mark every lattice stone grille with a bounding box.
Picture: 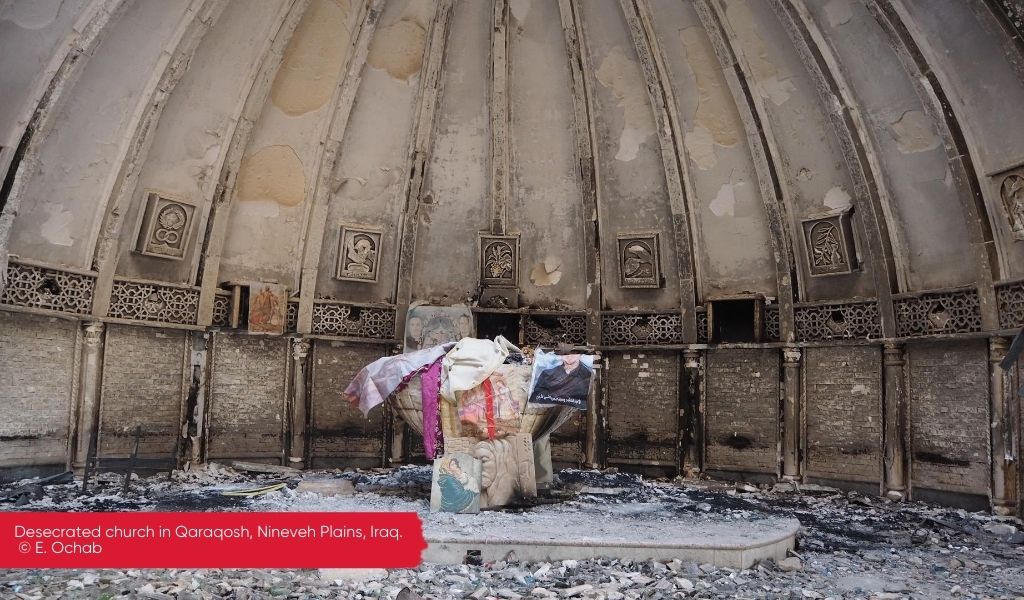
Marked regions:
[601,312,684,345]
[894,289,982,337]
[1,261,94,314]
[108,279,199,325]
[311,302,395,340]
[287,301,298,333]
[795,301,881,341]
[764,306,780,342]
[524,314,587,346]
[997,281,1024,330]
[695,309,709,343]
[212,293,230,327]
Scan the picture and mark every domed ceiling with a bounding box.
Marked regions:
[1,0,1023,342]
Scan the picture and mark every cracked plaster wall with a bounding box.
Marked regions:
[219,0,358,288]
[0,0,90,148]
[508,0,586,308]
[8,0,193,268]
[114,0,286,285]
[723,0,873,302]
[581,0,680,311]
[649,0,777,300]
[805,0,974,291]
[412,0,491,303]
[897,0,1024,279]
[316,0,432,304]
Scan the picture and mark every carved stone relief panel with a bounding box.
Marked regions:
[480,234,519,288]
[801,210,858,276]
[616,232,661,289]
[997,168,1024,240]
[336,224,382,283]
[134,191,196,260]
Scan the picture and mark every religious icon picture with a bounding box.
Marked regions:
[527,349,595,410]
[616,232,661,288]
[336,224,383,283]
[404,304,474,353]
[247,282,287,335]
[430,452,482,513]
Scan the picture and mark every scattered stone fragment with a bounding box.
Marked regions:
[777,557,803,572]
[295,478,355,497]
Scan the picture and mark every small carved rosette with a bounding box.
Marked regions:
[135,192,195,260]
[336,224,383,283]
[616,232,661,289]
[479,234,519,288]
[801,210,857,276]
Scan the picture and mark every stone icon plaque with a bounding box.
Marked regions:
[135,191,195,260]
[336,224,382,283]
[998,169,1024,240]
[616,232,661,288]
[479,234,519,288]
[801,210,857,276]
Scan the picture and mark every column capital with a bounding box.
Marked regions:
[989,336,1010,359]
[683,349,702,369]
[782,346,802,365]
[83,321,105,345]
[292,338,311,360]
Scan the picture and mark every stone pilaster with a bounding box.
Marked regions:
[288,338,311,466]
[72,321,105,469]
[782,346,802,480]
[990,337,1017,515]
[683,349,703,472]
[883,343,907,500]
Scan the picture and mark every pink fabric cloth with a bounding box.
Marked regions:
[344,343,454,417]
[420,358,444,459]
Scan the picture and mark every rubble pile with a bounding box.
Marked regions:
[1,467,1023,599]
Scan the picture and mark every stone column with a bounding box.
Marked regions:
[782,347,802,480]
[72,321,105,469]
[682,349,703,472]
[288,338,311,467]
[584,356,602,468]
[883,343,907,500]
[989,337,1017,515]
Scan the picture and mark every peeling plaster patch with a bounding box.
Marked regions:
[510,0,531,24]
[725,2,795,106]
[270,0,351,116]
[851,384,869,395]
[889,110,940,154]
[596,46,655,162]
[823,186,852,210]
[530,256,562,286]
[680,27,741,172]
[40,206,74,247]
[823,0,853,27]
[367,19,426,80]
[236,145,306,207]
[1,0,62,29]
[709,182,736,217]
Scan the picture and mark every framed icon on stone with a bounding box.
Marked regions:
[336,224,382,283]
[801,210,858,276]
[134,191,196,260]
[616,232,661,288]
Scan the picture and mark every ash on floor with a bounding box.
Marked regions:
[2,465,1023,599]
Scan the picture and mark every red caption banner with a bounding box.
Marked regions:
[0,512,426,569]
